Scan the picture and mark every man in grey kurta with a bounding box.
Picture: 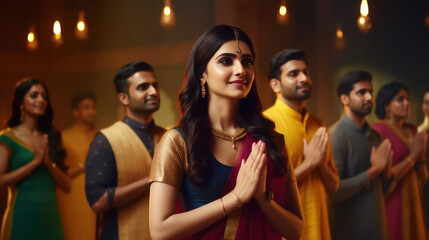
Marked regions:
[329,70,391,240]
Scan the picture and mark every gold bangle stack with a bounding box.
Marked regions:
[231,190,243,208]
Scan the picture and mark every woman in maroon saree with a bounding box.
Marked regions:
[149,25,303,240]
[371,82,428,240]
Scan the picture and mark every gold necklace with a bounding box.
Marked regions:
[211,128,247,149]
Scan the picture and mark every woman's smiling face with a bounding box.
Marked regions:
[201,40,255,101]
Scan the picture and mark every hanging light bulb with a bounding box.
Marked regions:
[334,24,346,50]
[26,25,38,50]
[160,0,176,28]
[53,20,63,44]
[357,0,372,33]
[336,28,344,39]
[75,11,89,40]
[277,0,289,25]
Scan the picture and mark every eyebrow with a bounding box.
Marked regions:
[215,53,253,60]
[287,67,309,73]
[29,90,45,94]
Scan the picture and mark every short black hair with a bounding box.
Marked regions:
[114,61,154,94]
[375,82,408,119]
[71,92,96,109]
[337,70,372,98]
[267,49,307,80]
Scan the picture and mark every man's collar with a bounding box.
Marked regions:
[341,114,369,133]
[123,116,155,131]
[275,98,308,122]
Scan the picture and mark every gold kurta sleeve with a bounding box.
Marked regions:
[149,129,187,189]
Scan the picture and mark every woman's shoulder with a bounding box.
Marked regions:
[162,128,186,143]
[0,128,14,141]
[0,128,15,152]
[157,128,188,166]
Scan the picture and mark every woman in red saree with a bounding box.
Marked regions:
[372,82,428,240]
[149,25,303,240]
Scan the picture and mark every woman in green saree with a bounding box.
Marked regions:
[0,78,71,240]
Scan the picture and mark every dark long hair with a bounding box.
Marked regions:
[8,78,66,168]
[374,82,408,119]
[179,25,286,187]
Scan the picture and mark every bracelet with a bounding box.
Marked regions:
[231,190,243,208]
[51,162,57,169]
[259,190,274,208]
[219,197,226,217]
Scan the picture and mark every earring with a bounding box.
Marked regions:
[200,81,206,98]
[20,105,25,123]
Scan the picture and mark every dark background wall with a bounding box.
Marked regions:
[1,0,428,223]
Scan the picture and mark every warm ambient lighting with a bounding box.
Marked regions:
[334,25,346,50]
[26,25,38,50]
[279,5,287,16]
[163,6,171,16]
[277,0,289,25]
[27,32,35,42]
[160,0,176,28]
[357,0,371,33]
[360,0,369,16]
[75,11,88,40]
[336,28,343,39]
[53,20,61,39]
[77,21,85,31]
[52,20,63,44]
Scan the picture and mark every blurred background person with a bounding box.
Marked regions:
[418,89,429,237]
[264,49,338,240]
[85,61,166,240]
[0,78,70,240]
[57,92,98,240]
[372,82,428,240]
[329,70,391,240]
[418,90,429,133]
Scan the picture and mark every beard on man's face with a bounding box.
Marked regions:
[129,96,160,115]
[282,82,312,101]
[350,101,373,117]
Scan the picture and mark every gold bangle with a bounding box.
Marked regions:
[219,197,226,217]
[231,190,243,208]
[259,190,274,208]
[51,162,57,168]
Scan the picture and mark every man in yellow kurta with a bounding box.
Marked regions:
[57,92,98,240]
[264,49,339,240]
